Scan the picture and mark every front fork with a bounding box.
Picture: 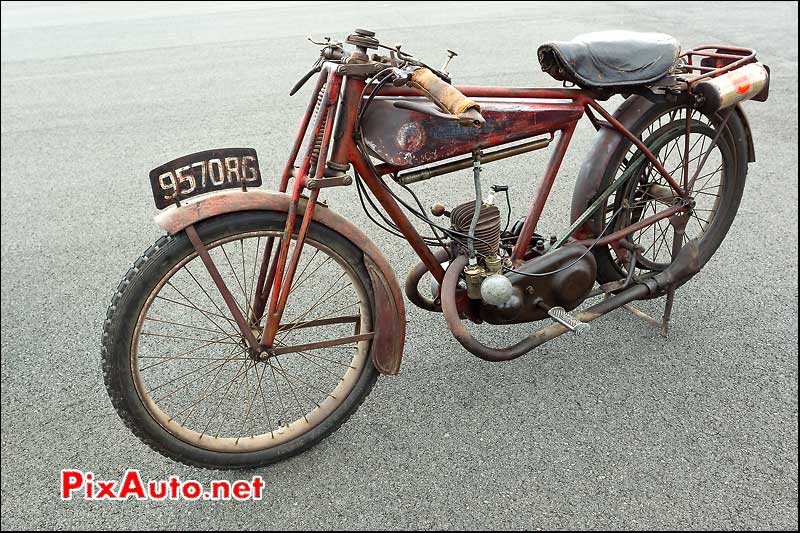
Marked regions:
[185,65,342,354]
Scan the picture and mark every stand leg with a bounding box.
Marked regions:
[661,211,689,337]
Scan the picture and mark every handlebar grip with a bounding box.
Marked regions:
[409,68,484,127]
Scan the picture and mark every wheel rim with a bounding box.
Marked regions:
[131,229,371,453]
[606,108,730,273]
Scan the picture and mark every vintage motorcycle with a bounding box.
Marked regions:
[102,29,769,468]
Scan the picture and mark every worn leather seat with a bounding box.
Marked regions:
[537,31,680,89]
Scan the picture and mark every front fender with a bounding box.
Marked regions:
[154,189,406,375]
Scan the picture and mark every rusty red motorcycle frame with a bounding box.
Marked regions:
[105,29,770,468]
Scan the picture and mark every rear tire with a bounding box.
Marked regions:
[588,101,750,286]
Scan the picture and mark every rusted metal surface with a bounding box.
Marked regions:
[261,68,343,347]
[362,97,583,169]
[277,315,360,332]
[449,202,501,257]
[271,332,375,356]
[479,245,597,325]
[279,70,330,192]
[375,85,596,102]
[510,122,577,264]
[569,95,647,235]
[261,189,319,348]
[151,29,764,372]
[365,256,405,375]
[587,100,689,200]
[679,45,757,88]
[440,241,702,362]
[569,97,756,242]
[153,188,407,375]
[350,149,448,286]
[404,247,450,312]
[184,224,260,351]
[570,204,687,248]
[394,136,551,185]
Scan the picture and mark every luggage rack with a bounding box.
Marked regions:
[678,45,758,88]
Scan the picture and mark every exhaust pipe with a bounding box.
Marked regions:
[440,241,701,362]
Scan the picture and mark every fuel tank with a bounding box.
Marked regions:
[361,97,583,169]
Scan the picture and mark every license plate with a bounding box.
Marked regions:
[149,148,262,209]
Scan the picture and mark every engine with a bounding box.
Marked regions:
[445,196,596,325]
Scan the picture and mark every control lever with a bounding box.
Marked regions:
[392,100,485,127]
[289,63,322,96]
[441,49,458,73]
[392,100,459,121]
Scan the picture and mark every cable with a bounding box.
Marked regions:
[502,191,512,233]
[500,206,625,278]
[351,67,627,274]
[354,69,473,249]
[396,180,448,249]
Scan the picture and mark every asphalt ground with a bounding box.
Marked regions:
[1,1,797,530]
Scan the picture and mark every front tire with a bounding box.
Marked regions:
[102,211,379,469]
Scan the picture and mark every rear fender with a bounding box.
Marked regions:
[154,189,406,375]
[570,97,754,227]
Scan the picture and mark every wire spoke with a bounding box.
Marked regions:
[139,331,240,344]
[134,229,367,448]
[163,281,236,338]
[170,344,242,424]
[143,316,231,336]
[269,358,337,401]
[278,302,361,344]
[219,244,250,320]
[281,271,350,328]
[199,356,250,438]
[288,251,328,296]
[139,333,240,372]
[183,265,240,331]
[151,347,245,401]
[274,338,356,371]
[269,362,291,429]
[271,357,310,423]
[247,236,262,321]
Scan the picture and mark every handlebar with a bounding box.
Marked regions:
[298,30,486,127]
[409,68,485,127]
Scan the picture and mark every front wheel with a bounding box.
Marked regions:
[102,211,379,469]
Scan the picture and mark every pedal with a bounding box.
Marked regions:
[548,306,590,334]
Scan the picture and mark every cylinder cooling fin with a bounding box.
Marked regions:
[450,202,501,256]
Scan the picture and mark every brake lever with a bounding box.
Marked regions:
[289,63,322,96]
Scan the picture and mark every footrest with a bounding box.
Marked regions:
[548,306,590,334]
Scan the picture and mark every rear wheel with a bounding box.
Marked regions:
[590,102,749,285]
[102,211,379,469]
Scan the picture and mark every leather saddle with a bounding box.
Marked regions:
[538,31,681,90]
